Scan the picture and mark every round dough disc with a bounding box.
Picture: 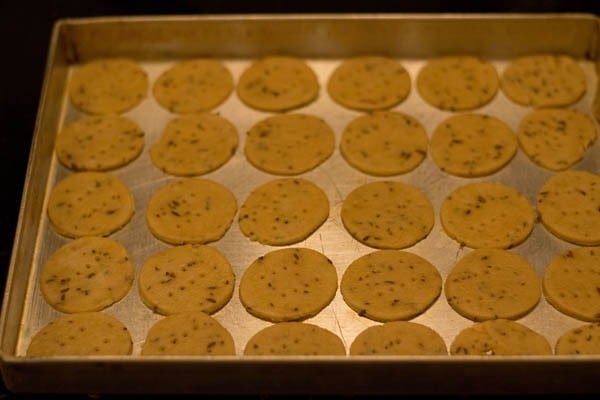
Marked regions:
[141,312,235,356]
[440,182,534,249]
[150,113,238,176]
[430,114,517,177]
[41,237,134,313]
[245,113,335,175]
[27,312,132,356]
[327,56,411,111]
[55,115,145,171]
[445,248,541,321]
[238,178,329,246]
[68,58,148,115]
[543,246,600,321]
[139,244,235,315]
[501,55,586,108]
[341,250,441,322]
[417,56,498,111]
[536,170,600,245]
[555,323,600,355]
[450,319,551,355]
[517,108,597,171]
[340,111,428,176]
[349,321,447,355]
[341,181,434,249]
[146,178,237,245]
[244,322,345,355]
[153,59,233,113]
[47,172,135,238]
[237,56,319,112]
[239,248,338,322]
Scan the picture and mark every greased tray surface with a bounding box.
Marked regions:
[2,14,600,394]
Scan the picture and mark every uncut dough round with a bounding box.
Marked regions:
[244,322,345,355]
[153,59,233,114]
[141,312,235,356]
[69,58,148,114]
[55,115,145,171]
[501,54,586,108]
[327,56,411,111]
[543,246,600,321]
[341,181,434,249]
[518,108,597,171]
[245,113,335,175]
[150,113,238,176]
[536,170,600,245]
[238,178,329,246]
[47,172,135,238]
[27,312,132,356]
[41,237,134,313]
[146,178,237,245]
[417,56,498,111]
[139,244,235,315]
[445,249,540,321]
[239,248,338,322]
[349,321,447,355]
[556,323,600,355]
[237,56,319,112]
[340,111,428,176]
[430,114,517,177]
[450,319,551,355]
[341,250,441,322]
[440,182,534,249]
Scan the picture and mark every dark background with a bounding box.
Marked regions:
[0,0,599,398]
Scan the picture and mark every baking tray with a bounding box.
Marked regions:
[1,14,600,394]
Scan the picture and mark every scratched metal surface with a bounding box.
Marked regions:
[2,14,600,393]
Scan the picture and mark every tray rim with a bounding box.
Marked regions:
[54,12,600,23]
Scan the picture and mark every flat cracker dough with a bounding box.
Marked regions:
[238,178,329,245]
[245,113,335,175]
[341,250,441,322]
[141,312,235,356]
[501,54,586,108]
[27,312,132,356]
[153,59,233,114]
[69,58,148,115]
[417,56,498,111]
[237,56,319,111]
[244,322,346,355]
[440,182,534,249]
[341,181,434,249]
[327,56,411,111]
[150,113,238,176]
[430,114,517,177]
[47,172,135,238]
[239,248,338,322]
[536,170,600,245]
[340,111,428,176]
[555,323,600,355]
[146,178,237,245]
[445,249,541,321]
[450,319,551,355]
[139,244,235,315]
[40,237,134,313]
[518,108,597,171]
[543,246,600,321]
[349,321,447,355]
[55,115,145,171]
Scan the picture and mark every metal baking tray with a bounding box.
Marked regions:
[1,14,600,394]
